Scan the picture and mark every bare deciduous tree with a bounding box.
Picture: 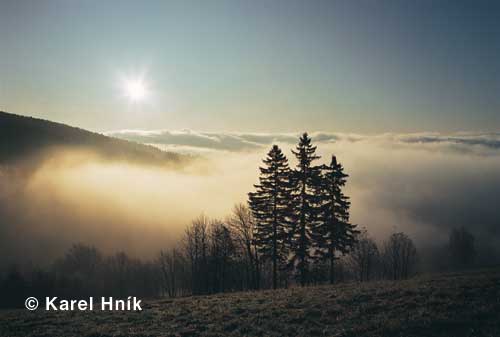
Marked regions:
[158,248,187,297]
[348,230,379,282]
[183,214,210,294]
[227,203,260,289]
[209,221,237,293]
[382,232,417,280]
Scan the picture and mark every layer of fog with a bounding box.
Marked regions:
[1,132,500,268]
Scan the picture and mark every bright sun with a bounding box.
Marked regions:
[124,79,148,102]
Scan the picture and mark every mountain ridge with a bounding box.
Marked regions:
[0,110,189,166]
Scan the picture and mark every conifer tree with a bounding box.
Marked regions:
[289,133,322,286]
[248,145,292,289]
[313,155,358,284]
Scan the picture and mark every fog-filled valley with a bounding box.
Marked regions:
[1,111,500,272]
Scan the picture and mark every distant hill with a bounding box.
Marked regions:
[0,111,188,166]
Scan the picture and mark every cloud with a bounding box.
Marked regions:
[105,130,345,152]
[106,129,263,151]
[397,132,500,149]
[0,147,261,267]
[106,129,500,155]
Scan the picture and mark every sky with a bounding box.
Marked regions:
[1,0,500,133]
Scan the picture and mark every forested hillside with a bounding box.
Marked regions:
[0,111,187,166]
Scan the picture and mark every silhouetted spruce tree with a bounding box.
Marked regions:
[289,133,322,286]
[313,155,358,284]
[249,145,293,289]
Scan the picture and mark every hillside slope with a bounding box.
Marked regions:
[0,111,187,166]
[1,269,499,337]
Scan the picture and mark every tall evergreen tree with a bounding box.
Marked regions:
[313,155,358,284]
[248,145,292,289]
[289,133,322,286]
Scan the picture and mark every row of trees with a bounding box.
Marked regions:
[1,220,477,307]
[0,244,159,308]
[348,231,417,282]
[347,226,478,282]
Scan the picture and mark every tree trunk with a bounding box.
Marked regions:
[254,248,261,290]
[273,223,277,290]
[329,249,335,284]
[300,225,306,287]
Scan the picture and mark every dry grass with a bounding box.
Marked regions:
[1,269,499,337]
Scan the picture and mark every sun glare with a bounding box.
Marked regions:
[124,79,148,102]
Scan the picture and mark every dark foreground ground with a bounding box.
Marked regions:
[1,269,499,337]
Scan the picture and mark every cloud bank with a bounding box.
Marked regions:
[107,130,500,154]
[2,130,499,269]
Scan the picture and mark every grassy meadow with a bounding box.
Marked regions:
[1,269,499,337]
